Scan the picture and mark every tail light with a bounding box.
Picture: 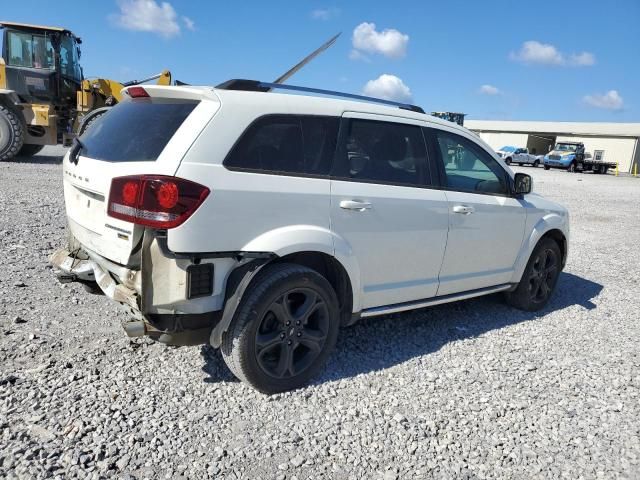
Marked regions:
[108,175,209,229]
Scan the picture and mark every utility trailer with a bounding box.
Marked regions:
[543,141,617,174]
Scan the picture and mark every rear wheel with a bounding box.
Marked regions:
[505,238,561,311]
[221,263,340,393]
[0,104,25,161]
[533,159,540,167]
[18,144,45,157]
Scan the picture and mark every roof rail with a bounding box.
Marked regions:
[215,79,425,114]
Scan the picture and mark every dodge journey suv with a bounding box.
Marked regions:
[51,81,570,393]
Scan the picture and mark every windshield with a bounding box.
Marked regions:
[7,30,54,69]
[499,146,516,152]
[59,35,82,81]
[555,143,577,152]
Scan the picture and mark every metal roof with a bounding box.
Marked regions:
[0,21,78,38]
[466,120,640,138]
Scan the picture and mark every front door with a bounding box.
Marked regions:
[428,127,526,296]
[330,114,449,310]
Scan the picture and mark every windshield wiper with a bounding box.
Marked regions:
[69,137,84,165]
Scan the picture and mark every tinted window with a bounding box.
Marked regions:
[225,115,339,175]
[79,100,198,162]
[434,130,508,195]
[334,119,430,187]
[8,31,54,69]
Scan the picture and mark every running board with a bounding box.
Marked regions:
[360,284,513,318]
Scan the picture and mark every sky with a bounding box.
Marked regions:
[3,0,639,122]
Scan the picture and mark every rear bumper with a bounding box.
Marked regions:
[49,248,140,313]
[49,231,236,346]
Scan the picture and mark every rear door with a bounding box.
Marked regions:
[64,86,219,265]
[426,127,526,296]
[330,113,449,309]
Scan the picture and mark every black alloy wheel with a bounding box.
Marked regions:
[505,237,562,311]
[526,247,559,304]
[254,288,330,379]
[221,263,340,393]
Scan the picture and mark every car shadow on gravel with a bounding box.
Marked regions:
[10,154,64,165]
[199,272,602,386]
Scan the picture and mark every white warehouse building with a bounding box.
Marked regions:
[466,120,640,173]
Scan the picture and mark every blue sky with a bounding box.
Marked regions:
[3,0,639,121]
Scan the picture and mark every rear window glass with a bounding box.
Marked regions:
[79,100,198,162]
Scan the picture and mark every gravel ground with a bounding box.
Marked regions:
[1,147,639,479]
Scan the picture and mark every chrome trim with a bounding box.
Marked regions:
[360,283,513,318]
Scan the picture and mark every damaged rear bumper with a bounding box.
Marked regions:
[49,232,229,346]
[49,248,140,313]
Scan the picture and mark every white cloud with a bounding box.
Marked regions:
[311,8,340,20]
[363,74,412,102]
[510,41,563,65]
[182,16,195,31]
[110,0,181,38]
[569,51,595,66]
[583,90,624,110]
[510,40,595,67]
[479,84,501,95]
[351,22,409,59]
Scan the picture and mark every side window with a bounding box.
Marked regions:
[224,115,339,176]
[7,31,54,69]
[434,130,508,195]
[334,119,431,187]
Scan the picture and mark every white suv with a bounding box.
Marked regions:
[51,81,569,393]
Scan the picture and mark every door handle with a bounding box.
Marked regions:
[452,205,474,215]
[340,200,372,211]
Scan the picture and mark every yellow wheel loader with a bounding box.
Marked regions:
[0,21,171,160]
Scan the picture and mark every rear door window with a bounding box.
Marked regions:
[79,99,198,162]
[224,115,339,176]
[332,119,432,187]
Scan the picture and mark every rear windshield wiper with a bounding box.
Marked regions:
[69,137,85,165]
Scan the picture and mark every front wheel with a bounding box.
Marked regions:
[0,104,25,161]
[533,160,540,168]
[221,263,340,393]
[544,165,550,170]
[505,157,512,165]
[505,238,562,311]
[568,162,577,173]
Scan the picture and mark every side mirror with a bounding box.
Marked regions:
[514,173,532,195]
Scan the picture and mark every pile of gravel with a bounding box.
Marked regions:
[1,149,639,479]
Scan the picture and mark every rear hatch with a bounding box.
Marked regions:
[63,85,219,265]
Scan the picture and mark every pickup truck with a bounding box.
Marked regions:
[495,146,542,167]
[543,141,616,174]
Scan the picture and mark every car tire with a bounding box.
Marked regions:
[505,157,512,165]
[533,160,540,167]
[0,104,25,161]
[568,162,577,173]
[505,237,562,312]
[221,263,340,394]
[544,165,550,170]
